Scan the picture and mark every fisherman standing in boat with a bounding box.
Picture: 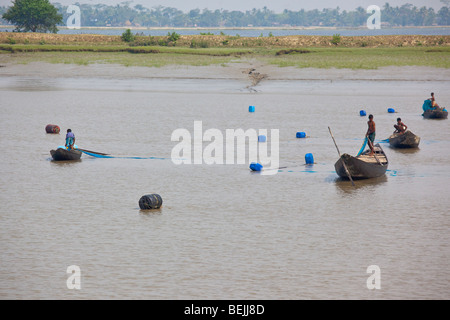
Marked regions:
[366,114,376,156]
[394,117,407,134]
[65,129,75,150]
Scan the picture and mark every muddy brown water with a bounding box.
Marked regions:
[0,63,449,299]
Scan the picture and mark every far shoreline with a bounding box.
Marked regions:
[1,25,450,31]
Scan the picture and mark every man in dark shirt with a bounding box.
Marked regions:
[366,114,376,156]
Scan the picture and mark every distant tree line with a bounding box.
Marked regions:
[1,2,449,29]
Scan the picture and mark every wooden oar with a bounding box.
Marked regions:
[76,148,110,156]
[366,138,384,166]
[328,127,355,187]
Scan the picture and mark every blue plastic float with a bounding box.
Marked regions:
[305,153,314,164]
[250,162,263,171]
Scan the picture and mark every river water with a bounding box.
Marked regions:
[0,63,449,300]
[1,26,450,37]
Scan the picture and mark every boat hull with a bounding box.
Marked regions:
[422,109,448,119]
[50,148,82,161]
[334,144,388,179]
[388,131,420,148]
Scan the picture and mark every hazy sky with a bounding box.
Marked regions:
[0,0,447,12]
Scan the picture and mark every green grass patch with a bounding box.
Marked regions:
[1,44,448,69]
[266,47,450,69]
[129,46,250,56]
[2,51,242,67]
[0,44,129,53]
[275,49,312,55]
[0,44,251,56]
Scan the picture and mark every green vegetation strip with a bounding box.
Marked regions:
[0,44,250,55]
[265,47,450,69]
[1,43,449,69]
[0,50,241,67]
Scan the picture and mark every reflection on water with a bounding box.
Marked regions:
[3,78,61,92]
[139,209,163,216]
[334,175,388,195]
[0,64,449,300]
[386,145,421,153]
[50,159,82,164]
[1,76,245,94]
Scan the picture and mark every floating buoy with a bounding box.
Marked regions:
[258,135,266,142]
[305,153,314,164]
[249,106,255,112]
[45,124,60,134]
[250,162,263,171]
[139,194,163,210]
[296,132,306,138]
[360,110,367,116]
[388,108,395,113]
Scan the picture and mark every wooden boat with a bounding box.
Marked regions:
[334,144,388,179]
[422,108,448,119]
[50,148,82,161]
[388,130,420,148]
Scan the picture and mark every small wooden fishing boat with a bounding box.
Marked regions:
[334,144,388,179]
[422,108,448,119]
[388,130,420,148]
[50,148,82,161]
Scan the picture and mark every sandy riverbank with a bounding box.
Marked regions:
[1,60,449,84]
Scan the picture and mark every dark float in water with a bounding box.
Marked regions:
[45,124,60,134]
[139,194,163,210]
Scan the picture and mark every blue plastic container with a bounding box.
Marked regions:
[250,162,263,171]
[305,153,314,164]
[388,108,395,113]
[360,110,367,116]
[258,135,266,142]
[296,132,306,138]
[249,106,255,112]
